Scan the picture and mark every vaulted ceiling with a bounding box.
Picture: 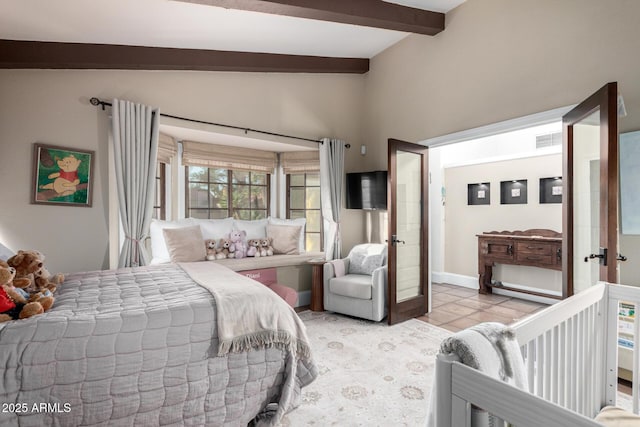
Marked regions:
[0,0,465,73]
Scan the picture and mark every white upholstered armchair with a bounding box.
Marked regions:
[323,243,387,322]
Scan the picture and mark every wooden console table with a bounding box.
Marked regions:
[477,229,562,299]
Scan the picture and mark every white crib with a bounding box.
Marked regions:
[433,282,640,426]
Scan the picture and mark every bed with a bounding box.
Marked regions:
[432,281,640,426]
[0,262,317,426]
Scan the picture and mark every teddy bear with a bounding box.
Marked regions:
[7,250,44,291]
[34,266,64,293]
[228,230,247,259]
[0,260,49,322]
[205,239,217,261]
[216,238,234,259]
[260,238,274,257]
[246,239,262,257]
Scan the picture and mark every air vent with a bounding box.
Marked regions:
[536,132,562,149]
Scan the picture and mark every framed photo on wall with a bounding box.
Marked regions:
[467,183,491,205]
[500,179,528,204]
[31,143,95,207]
[539,177,563,204]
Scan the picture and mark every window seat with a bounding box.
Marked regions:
[210,252,324,272]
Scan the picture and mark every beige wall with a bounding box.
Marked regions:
[444,154,562,293]
[363,0,640,286]
[0,69,366,273]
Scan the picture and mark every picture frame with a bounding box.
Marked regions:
[31,143,95,207]
[500,179,528,204]
[467,183,490,205]
[539,177,563,204]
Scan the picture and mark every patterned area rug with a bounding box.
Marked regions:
[280,311,451,426]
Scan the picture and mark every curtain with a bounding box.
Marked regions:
[157,133,177,163]
[319,138,346,260]
[111,99,160,267]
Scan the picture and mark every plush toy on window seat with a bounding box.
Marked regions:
[216,238,234,259]
[228,230,247,259]
[246,239,262,257]
[260,238,274,257]
[6,249,44,290]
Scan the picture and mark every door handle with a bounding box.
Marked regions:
[584,247,608,265]
[617,253,628,262]
[391,235,406,246]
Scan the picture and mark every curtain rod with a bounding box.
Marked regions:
[89,97,350,148]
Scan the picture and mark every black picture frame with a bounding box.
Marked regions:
[500,179,528,204]
[539,177,563,204]
[467,183,490,205]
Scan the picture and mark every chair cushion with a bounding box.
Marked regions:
[348,244,386,275]
[595,406,640,426]
[329,275,373,300]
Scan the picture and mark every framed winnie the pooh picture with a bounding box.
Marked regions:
[31,143,95,207]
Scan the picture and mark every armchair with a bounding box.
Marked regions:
[323,243,387,322]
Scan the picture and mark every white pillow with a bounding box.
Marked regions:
[150,218,195,264]
[268,217,306,253]
[191,217,234,241]
[233,218,268,240]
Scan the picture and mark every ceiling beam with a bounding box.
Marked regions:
[0,40,369,73]
[176,0,445,35]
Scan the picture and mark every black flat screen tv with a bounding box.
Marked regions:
[346,171,387,210]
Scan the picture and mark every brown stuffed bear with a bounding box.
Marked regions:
[260,238,274,257]
[7,250,44,291]
[35,266,64,293]
[246,239,262,257]
[0,260,47,322]
[216,238,234,259]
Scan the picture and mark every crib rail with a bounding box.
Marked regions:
[511,282,640,418]
[433,282,640,427]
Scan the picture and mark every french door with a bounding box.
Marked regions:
[387,139,428,325]
[563,82,622,297]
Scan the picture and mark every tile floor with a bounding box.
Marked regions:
[418,282,548,332]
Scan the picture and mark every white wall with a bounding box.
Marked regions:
[0,70,366,273]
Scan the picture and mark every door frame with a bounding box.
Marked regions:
[562,82,619,298]
[387,138,429,325]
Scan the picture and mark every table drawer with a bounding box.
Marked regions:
[515,252,554,265]
[515,241,554,256]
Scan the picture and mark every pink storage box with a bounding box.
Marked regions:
[239,268,298,308]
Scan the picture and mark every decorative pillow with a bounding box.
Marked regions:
[192,217,234,241]
[267,224,302,255]
[233,218,268,240]
[268,217,306,253]
[348,251,385,275]
[162,225,206,262]
[150,218,195,264]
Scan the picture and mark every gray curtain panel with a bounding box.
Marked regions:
[111,99,160,267]
[320,137,346,260]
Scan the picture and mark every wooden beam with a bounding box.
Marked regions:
[177,0,445,35]
[0,39,369,73]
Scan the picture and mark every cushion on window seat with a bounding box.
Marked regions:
[329,274,373,300]
[211,252,324,271]
[595,406,640,426]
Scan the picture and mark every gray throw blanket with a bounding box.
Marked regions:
[439,322,527,387]
[179,261,312,360]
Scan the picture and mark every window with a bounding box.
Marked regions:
[186,167,270,220]
[152,162,166,220]
[287,173,322,251]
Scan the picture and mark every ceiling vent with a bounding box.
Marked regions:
[536,132,562,149]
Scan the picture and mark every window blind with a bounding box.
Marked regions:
[281,151,320,173]
[182,141,277,172]
[158,133,177,163]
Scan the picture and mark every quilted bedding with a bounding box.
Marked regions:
[0,263,317,426]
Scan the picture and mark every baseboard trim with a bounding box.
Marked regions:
[432,271,560,305]
[432,272,478,289]
[297,290,311,308]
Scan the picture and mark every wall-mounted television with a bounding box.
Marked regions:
[346,171,387,210]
